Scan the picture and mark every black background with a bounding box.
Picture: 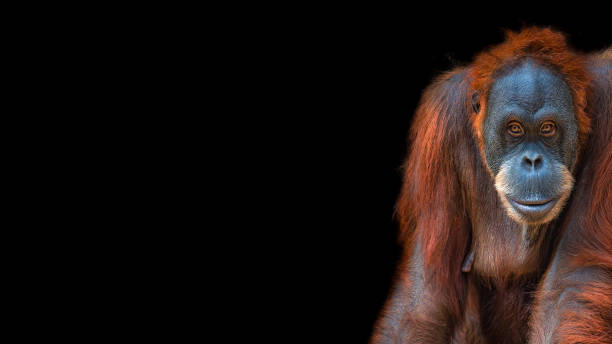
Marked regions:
[277,13,609,343]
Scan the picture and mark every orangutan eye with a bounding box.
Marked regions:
[540,121,556,137]
[507,121,524,137]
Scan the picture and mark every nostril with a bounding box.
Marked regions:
[533,156,542,170]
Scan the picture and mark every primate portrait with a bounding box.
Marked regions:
[370,27,611,343]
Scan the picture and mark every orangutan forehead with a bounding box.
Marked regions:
[487,59,574,114]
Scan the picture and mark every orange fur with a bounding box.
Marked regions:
[396,68,473,320]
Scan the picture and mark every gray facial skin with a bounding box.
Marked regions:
[483,58,578,224]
